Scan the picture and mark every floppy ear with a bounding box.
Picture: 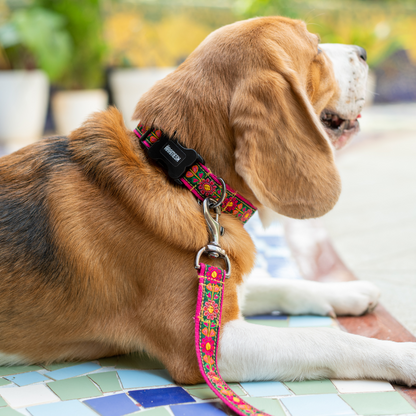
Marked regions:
[231,63,341,220]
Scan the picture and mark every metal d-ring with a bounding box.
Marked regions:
[195,246,231,278]
[209,178,226,209]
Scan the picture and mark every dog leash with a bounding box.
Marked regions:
[135,124,270,416]
[195,199,270,416]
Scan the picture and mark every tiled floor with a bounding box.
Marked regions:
[0,214,415,416]
[0,329,414,416]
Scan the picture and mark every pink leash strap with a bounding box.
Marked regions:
[195,263,271,416]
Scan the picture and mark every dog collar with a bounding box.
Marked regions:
[134,123,256,224]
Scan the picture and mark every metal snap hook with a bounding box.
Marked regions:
[195,190,231,278]
[203,198,222,247]
[209,178,226,209]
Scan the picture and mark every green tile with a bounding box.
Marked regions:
[284,379,337,395]
[187,387,217,400]
[243,397,286,416]
[186,383,246,400]
[0,379,11,387]
[47,375,102,400]
[0,408,23,416]
[0,365,43,377]
[341,392,416,415]
[43,362,81,371]
[245,319,289,328]
[116,351,165,370]
[88,371,122,393]
[0,397,6,407]
[181,383,207,390]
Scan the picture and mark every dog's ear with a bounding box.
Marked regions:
[231,61,341,220]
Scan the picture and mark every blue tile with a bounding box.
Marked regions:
[256,236,286,247]
[5,371,49,386]
[27,400,97,416]
[129,386,195,408]
[240,381,291,397]
[118,370,173,389]
[84,393,139,416]
[171,402,226,416]
[289,316,333,327]
[267,258,294,276]
[281,394,356,416]
[46,362,101,380]
[244,314,288,320]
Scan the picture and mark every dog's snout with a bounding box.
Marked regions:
[356,46,367,62]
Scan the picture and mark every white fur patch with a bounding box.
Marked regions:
[218,319,416,385]
[320,44,368,119]
[258,206,282,229]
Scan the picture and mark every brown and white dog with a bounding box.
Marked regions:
[1,16,415,386]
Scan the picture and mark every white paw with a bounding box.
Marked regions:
[388,342,416,386]
[317,281,381,317]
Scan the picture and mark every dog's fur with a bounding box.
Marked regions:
[1,16,416,386]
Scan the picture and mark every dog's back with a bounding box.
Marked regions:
[0,137,73,290]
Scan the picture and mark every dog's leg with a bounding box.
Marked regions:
[218,319,416,385]
[242,278,380,317]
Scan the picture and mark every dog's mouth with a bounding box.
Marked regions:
[320,110,361,150]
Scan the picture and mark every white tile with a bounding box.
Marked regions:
[331,379,395,393]
[0,384,60,408]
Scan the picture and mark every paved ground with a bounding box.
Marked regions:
[323,103,416,335]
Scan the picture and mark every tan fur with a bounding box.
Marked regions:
[0,16,339,383]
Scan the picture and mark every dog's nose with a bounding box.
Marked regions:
[356,46,367,62]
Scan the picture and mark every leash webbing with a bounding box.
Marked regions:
[196,263,271,416]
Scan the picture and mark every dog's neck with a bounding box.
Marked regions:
[134,123,257,224]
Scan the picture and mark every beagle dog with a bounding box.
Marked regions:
[1,16,415,387]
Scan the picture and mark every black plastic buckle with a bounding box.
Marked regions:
[140,129,205,185]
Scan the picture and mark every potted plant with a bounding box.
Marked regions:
[34,0,108,135]
[0,6,71,152]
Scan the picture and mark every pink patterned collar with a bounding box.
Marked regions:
[134,123,257,224]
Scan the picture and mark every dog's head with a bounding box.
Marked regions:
[133,16,368,221]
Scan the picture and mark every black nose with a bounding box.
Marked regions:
[357,46,367,62]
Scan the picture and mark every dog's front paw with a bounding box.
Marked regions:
[319,281,380,317]
[389,342,416,386]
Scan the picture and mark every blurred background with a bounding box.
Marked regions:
[1,0,416,332]
[1,0,416,148]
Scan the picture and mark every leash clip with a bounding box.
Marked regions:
[195,195,231,278]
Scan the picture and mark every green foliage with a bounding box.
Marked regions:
[34,0,107,89]
[0,7,72,80]
[234,0,301,18]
